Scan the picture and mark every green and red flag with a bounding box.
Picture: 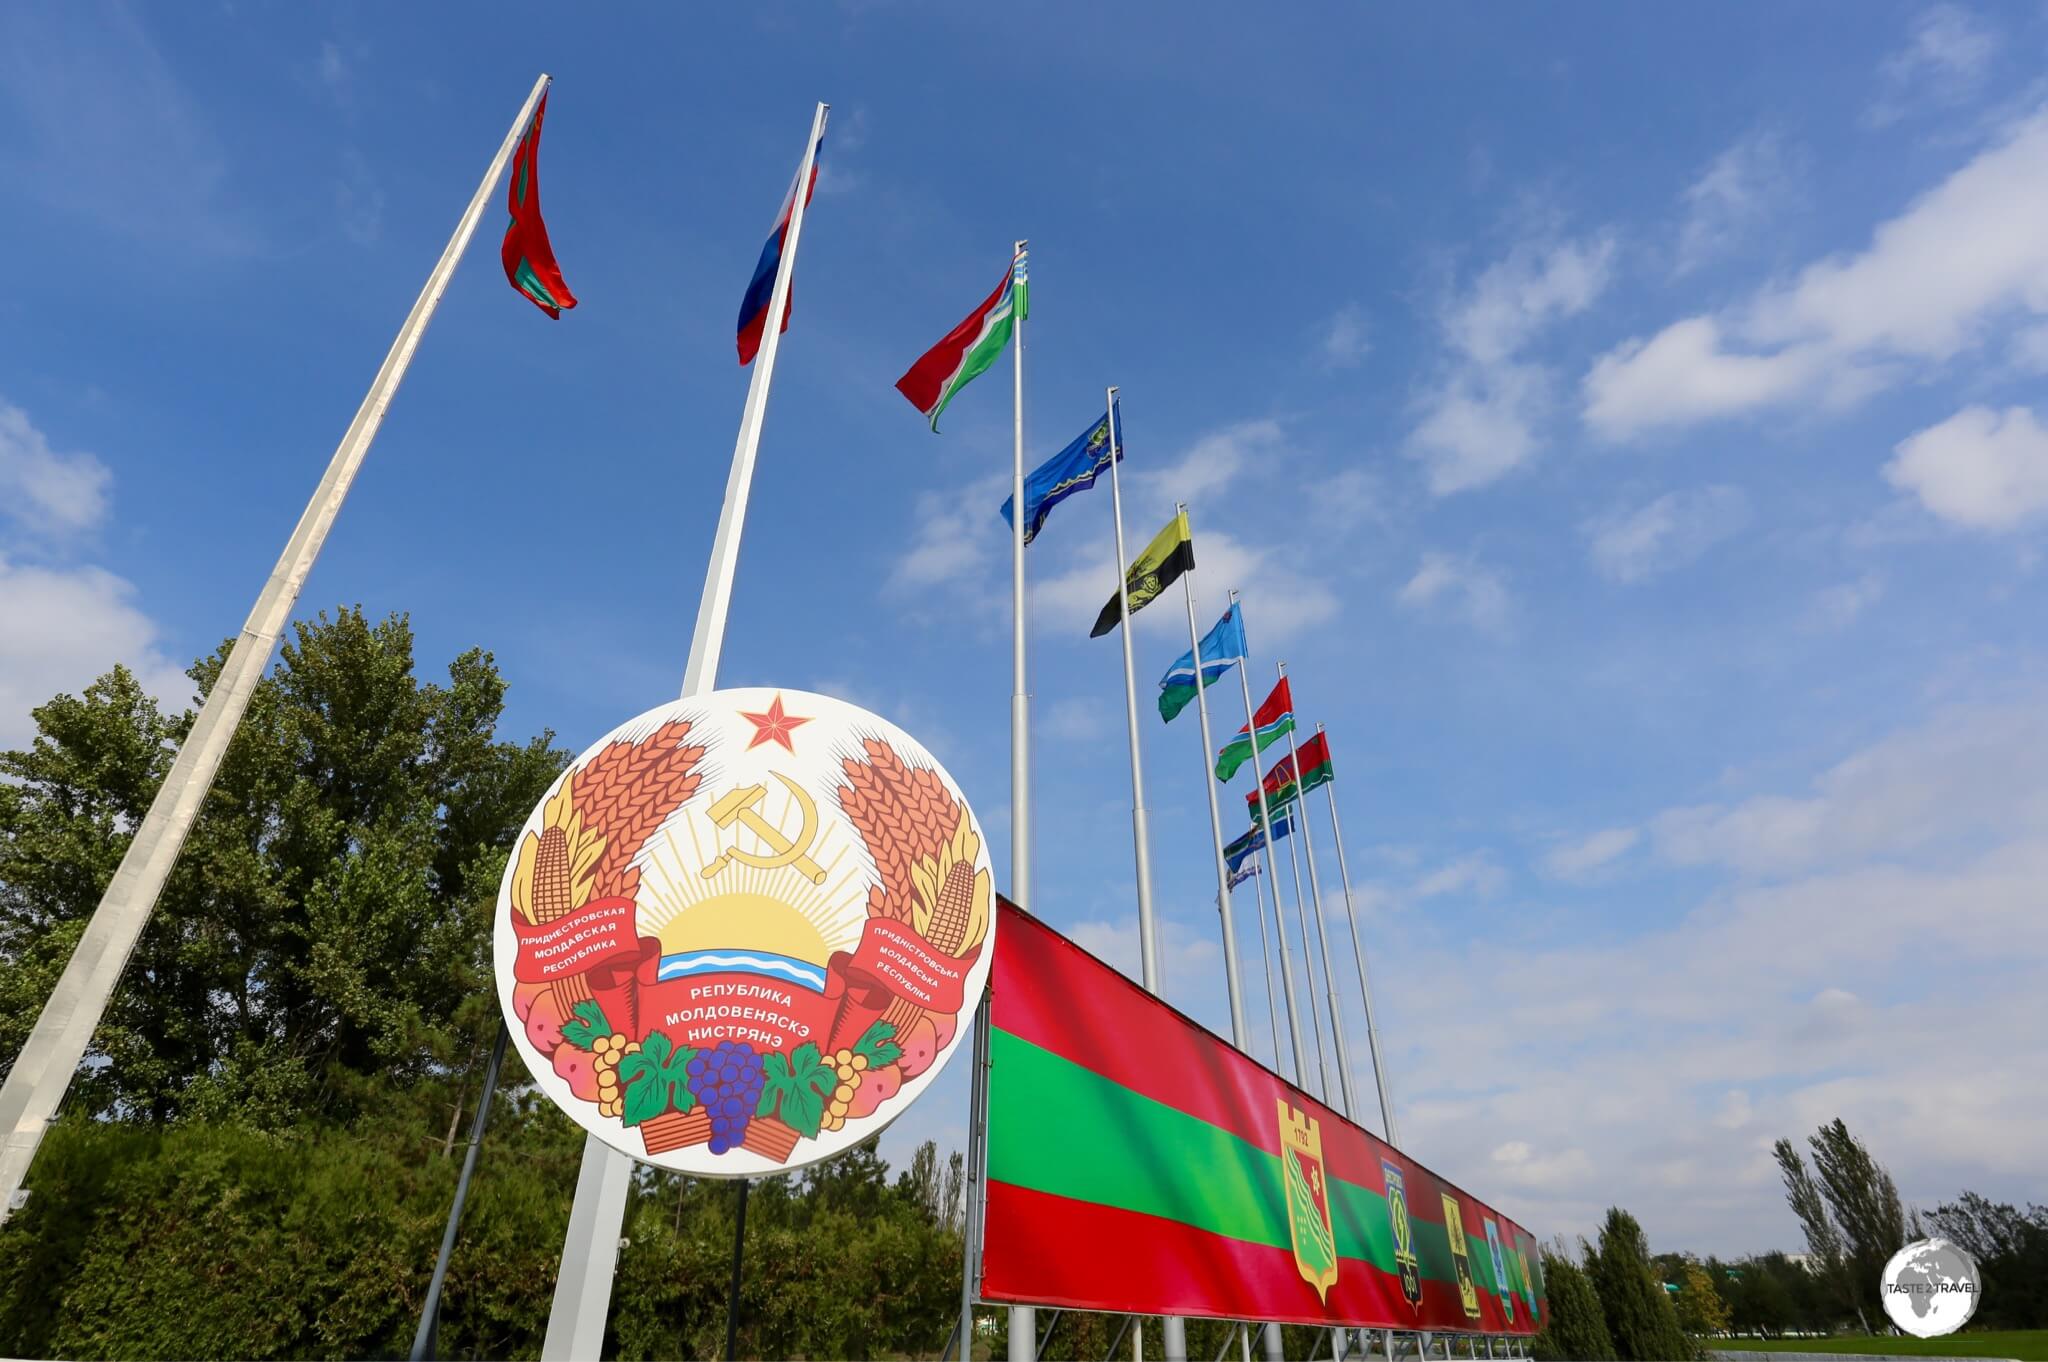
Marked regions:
[1247,730,1333,823]
[501,90,578,319]
[895,248,1026,431]
[1217,675,1295,781]
[982,900,1546,1331]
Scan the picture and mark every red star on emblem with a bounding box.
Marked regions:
[738,693,812,753]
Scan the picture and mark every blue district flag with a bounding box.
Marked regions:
[998,402,1121,545]
[1222,811,1292,876]
[1158,602,1247,723]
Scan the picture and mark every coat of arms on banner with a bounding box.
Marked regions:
[1520,1240,1540,1317]
[495,689,995,1177]
[1381,1158,1424,1310]
[1278,1101,1339,1301]
[1442,1192,1484,1319]
[1485,1217,1516,1324]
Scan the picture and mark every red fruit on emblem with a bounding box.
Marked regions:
[899,1017,938,1078]
[553,1042,600,1101]
[513,980,548,1022]
[849,1063,900,1118]
[930,1011,958,1049]
[524,991,566,1052]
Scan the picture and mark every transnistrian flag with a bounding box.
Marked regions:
[1216,676,1295,782]
[1159,602,1247,723]
[501,90,578,319]
[1223,812,1292,877]
[736,125,825,365]
[895,247,1025,432]
[1247,731,1334,823]
[1000,402,1120,546]
[1091,509,1194,638]
[982,899,1549,1331]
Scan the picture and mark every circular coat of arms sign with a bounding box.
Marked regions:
[494,688,995,1177]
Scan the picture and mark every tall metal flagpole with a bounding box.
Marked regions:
[1231,610,1306,1085]
[1279,665,1361,1120]
[1280,808,1334,1105]
[1319,722,1400,1146]
[1102,394,1183,1362]
[1003,241,1034,1362]
[0,72,554,1225]
[1176,507,1247,1049]
[542,100,829,1360]
[1103,387,1161,989]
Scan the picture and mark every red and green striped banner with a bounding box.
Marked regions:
[982,901,1546,1334]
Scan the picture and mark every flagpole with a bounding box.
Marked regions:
[1176,510,1248,1049]
[0,71,554,1225]
[1243,875,1284,1070]
[1279,664,1361,1120]
[543,100,829,1360]
[1103,396,1182,1362]
[1279,797,1335,1105]
[1103,386,1160,989]
[1003,241,1034,1362]
[1319,722,1400,1146]
[1231,609,1307,1086]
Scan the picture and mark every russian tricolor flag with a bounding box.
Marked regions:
[736,132,824,366]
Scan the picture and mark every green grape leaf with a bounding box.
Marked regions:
[852,1020,904,1068]
[560,1000,614,1051]
[761,1044,835,1138]
[619,1032,692,1128]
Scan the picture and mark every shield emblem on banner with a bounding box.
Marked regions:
[1381,1159,1424,1310]
[1486,1217,1516,1324]
[1442,1192,1484,1319]
[1278,1100,1339,1301]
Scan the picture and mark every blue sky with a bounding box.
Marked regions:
[4,2,2044,1257]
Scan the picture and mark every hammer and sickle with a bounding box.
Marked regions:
[700,772,827,884]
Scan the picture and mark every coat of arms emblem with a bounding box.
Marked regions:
[495,689,995,1176]
[1485,1217,1516,1324]
[1442,1192,1484,1319]
[1278,1101,1339,1301]
[1382,1158,1424,1310]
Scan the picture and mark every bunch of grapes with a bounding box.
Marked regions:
[688,1040,764,1154]
[819,1046,871,1133]
[591,1033,639,1119]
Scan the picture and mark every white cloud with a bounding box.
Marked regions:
[1543,826,1640,879]
[0,555,189,747]
[1040,696,1110,743]
[1133,419,1284,508]
[1409,853,1506,901]
[1675,131,1796,276]
[1807,573,1885,630]
[1584,485,1750,583]
[1319,305,1371,369]
[887,469,1009,596]
[0,398,110,536]
[1584,105,2048,441]
[1884,404,2048,531]
[1396,552,1510,634]
[1868,5,1997,127]
[1653,697,2048,875]
[1409,235,1615,494]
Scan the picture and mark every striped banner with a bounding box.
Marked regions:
[982,900,1546,1333]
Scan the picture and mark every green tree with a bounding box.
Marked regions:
[1774,1135,1863,1331]
[0,608,566,1127]
[1589,1208,1694,1361]
[1533,1244,1617,1361]
[1807,1118,1904,1323]
[1926,1192,2048,1330]
[1673,1259,1731,1338]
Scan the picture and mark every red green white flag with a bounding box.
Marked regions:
[894,249,1025,431]
[501,90,578,319]
[982,900,1547,1331]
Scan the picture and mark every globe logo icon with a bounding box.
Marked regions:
[1879,1238,1981,1338]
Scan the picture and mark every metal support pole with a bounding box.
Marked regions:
[1280,814,1331,1102]
[1278,667,1357,1119]
[409,1025,510,1362]
[1178,544,1248,1048]
[1319,724,1398,1145]
[724,1179,749,1360]
[1231,594,1307,1084]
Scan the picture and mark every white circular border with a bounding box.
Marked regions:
[493,687,995,1178]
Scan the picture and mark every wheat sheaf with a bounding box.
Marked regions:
[835,738,990,1038]
[512,719,706,1011]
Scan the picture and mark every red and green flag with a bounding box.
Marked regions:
[501,90,578,319]
[895,248,1026,431]
[982,900,1546,1331]
[1217,675,1295,781]
[1247,731,1333,823]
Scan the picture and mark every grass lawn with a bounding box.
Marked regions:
[1721,1331,2048,1360]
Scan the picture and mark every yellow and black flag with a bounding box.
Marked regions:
[1091,509,1194,637]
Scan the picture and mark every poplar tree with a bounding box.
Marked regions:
[1533,1245,1617,1361]
[1589,1208,1693,1361]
